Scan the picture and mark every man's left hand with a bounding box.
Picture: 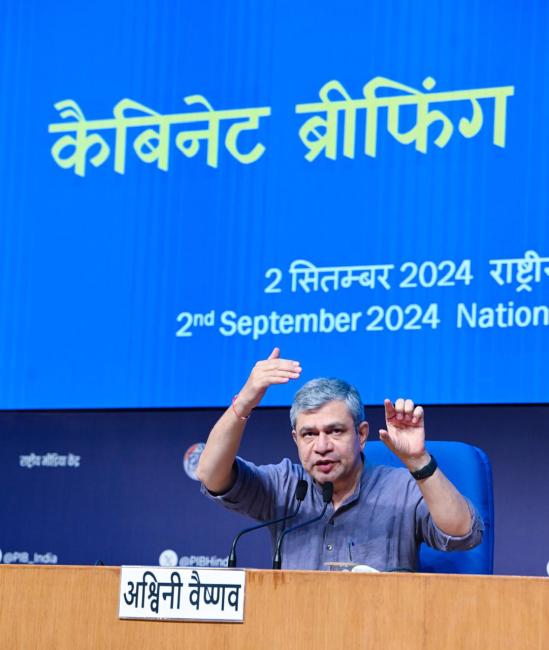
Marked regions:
[379,398,429,470]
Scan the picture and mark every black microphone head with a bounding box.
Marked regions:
[295,479,308,501]
[322,481,334,503]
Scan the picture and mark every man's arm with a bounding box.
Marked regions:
[379,398,473,537]
[195,347,301,494]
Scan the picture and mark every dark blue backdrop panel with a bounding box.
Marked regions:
[0,405,547,576]
[0,1,548,409]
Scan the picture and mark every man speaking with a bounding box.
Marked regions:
[196,348,483,571]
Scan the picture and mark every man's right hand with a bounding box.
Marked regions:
[235,348,302,416]
[196,347,301,491]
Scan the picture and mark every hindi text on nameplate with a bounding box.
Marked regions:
[118,566,246,622]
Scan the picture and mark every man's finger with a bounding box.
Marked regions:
[268,347,281,360]
[264,359,301,373]
[404,399,415,416]
[269,369,302,379]
[384,398,396,420]
[379,429,394,449]
[412,405,424,424]
[394,398,405,419]
[269,377,292,385]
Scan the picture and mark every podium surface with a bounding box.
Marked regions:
[1,565,547,649]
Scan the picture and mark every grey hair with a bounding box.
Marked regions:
[290,378,365,430]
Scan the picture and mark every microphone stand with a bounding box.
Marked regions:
[272,481,333,570]
[228,479,308,568]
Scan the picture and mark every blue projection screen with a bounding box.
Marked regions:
[0,1,547,408]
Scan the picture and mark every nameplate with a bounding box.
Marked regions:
[118,566,246,622]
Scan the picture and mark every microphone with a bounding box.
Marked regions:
[272,481,333,570]
[227,479,308,568]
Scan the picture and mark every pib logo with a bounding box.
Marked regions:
[183,443,205,480]
[159,549,179,567]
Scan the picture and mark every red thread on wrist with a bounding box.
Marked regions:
[232,394,251,421]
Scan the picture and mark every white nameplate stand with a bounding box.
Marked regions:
[119,566,246,622]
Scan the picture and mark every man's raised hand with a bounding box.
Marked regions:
[235,348,301,416]
[379,398,427,466]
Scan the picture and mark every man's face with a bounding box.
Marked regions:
[292,400,369,491]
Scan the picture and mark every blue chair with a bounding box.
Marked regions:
[365,441,494,574]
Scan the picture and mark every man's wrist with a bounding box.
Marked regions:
[409,454,438,481]
[404,452,431,473]
[236,385,264,415]
[231,394,254,420]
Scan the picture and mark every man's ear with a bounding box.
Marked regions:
[358,421,369,449]
[291,429,298,446]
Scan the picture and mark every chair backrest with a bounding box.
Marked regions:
[365,441,494,574]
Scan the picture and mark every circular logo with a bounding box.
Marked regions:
[159,549,178,567]
[183,442,206,480]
